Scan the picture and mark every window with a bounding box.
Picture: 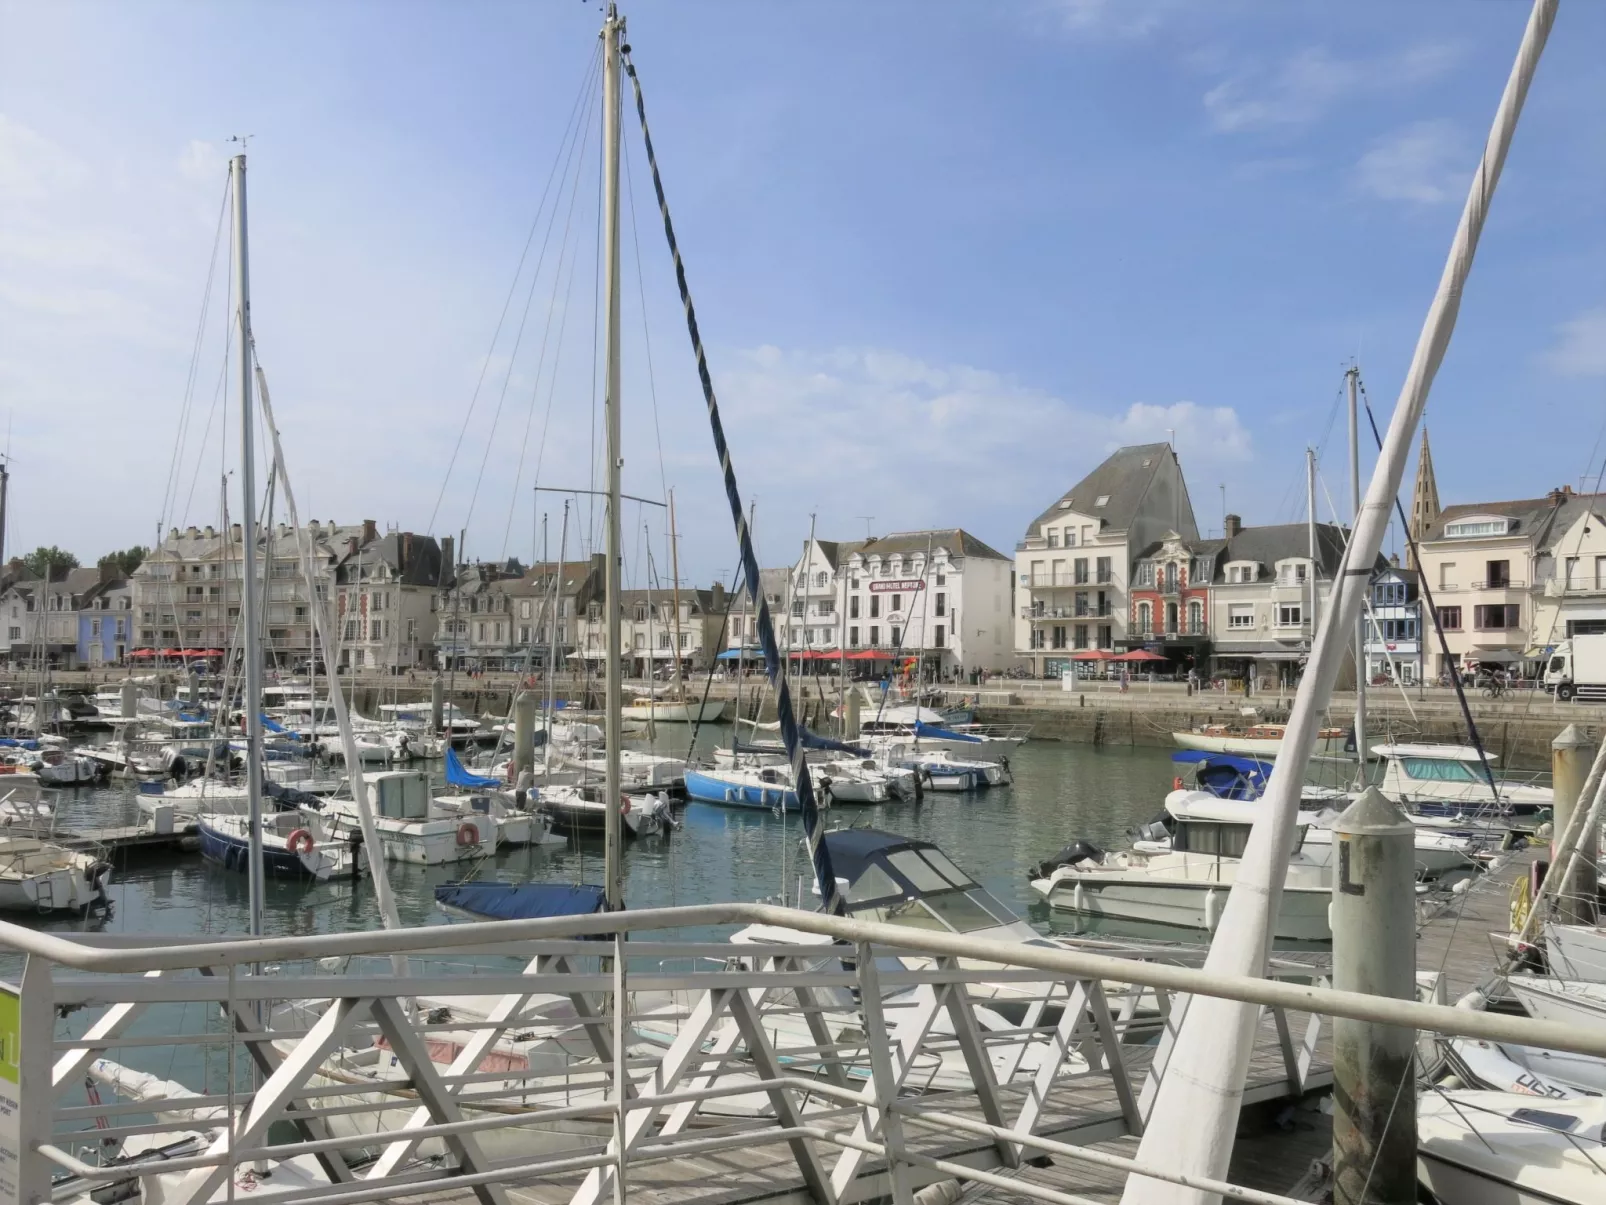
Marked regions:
[520,600,532,619]
[1188,600,1203,634]
[1096,556,1112,585]
[8,628,19,641]
[345,620,359,640]
[1163,562,1178,592]
[679,631,689,649]
[1437,605,1463,629]
[476,622,486,641]
[849,596,860,619]
[935,573,946,586]
[849,625,860,647]
[1075,592,1089,617]
[406,619,416,641]
[1073,624,1088,649]
[934,592,946,617]
[731,617,743,638]
[634,633,645,649]
[1063,529,1077,548]
[815,571,828,588]
[869,625,880,646]
[1381,617,1417,642]
[1074,558,1089,585]
[1136,602,1151,634]
[870,595,880,618]
[933,624,945,648]
[1400,757,1478,783]
[1098,624,1112,649]
[1046,529,1059,548]
[1484,560,1511,587]
[890,594,902,613]
[790,599,804,618]
[90,619,100,637]
[1444,518,1509,538]
[816,598,835,615]
[1374,581,1407,606]
[1135,563,1154,587]
[1474,604,1520,630]
[1051,625,1066,649]
[890,626,902,647]
[1276,603,1303,628]
[1439,563,1457,589]
[658,630,671,649]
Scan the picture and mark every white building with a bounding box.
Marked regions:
[1015,444,1197,677]
[575,583,729,676]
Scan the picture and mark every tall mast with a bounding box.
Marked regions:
[600,1,625,910]
[544,502,569,774]
[1306,447,1318,652]
[666,488,686,701]
[1348,365,1367,783]
[230,152,266,934]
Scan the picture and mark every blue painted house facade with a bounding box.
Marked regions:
[77,579,133,667]
[1365,565,1421,685]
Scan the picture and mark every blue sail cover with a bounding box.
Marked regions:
[912,721,981,744]
[434,881,607,924]
[735,727,868,758]
[446,747,501,789]
[1170,750,1274,801]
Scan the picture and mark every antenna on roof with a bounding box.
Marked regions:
[855,516,875,539]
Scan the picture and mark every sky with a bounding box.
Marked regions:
[1,0,1602,589]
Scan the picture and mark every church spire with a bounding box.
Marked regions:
[1407,428,1441,571]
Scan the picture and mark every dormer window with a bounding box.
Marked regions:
[1444,517,1511,539]
[1094,495,1110,508]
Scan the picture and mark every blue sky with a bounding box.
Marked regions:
[1,0,1601,587]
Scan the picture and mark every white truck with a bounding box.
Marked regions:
[1543,634,1606,702]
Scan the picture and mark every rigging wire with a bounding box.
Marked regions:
[623,110,672,511]
[425,41,603,537]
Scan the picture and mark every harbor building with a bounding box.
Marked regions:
[1206,517,1356,691]
[575,582,729,676]
[723,567,790,659]
[332,530,446,672]
[2,566,124,668]
[436,556,602,673]
[1015,443,1197,678]
[75,577,133,667]
[1414,486,1605,678]
[1128,531,1219,673]
[1364,562,1422,685]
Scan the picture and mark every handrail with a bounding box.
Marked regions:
[9,902,1606,1060]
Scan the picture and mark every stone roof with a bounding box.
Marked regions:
[1216,522,1354,581]
[1025,443,1176,537]
[838,528,1010,563]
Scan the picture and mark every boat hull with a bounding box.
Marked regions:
[1037,874,1331,942]
[198,820,340,881]
[683,769,798,811]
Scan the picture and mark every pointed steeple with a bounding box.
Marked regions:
[1406,428,1441,571]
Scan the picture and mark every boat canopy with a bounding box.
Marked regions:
[1172,750,1274,800]
[911,721,981,744]
[433,881,607,923]
[822,828,1023,934]
[446,748,501,789]
[1371,743,1497,763]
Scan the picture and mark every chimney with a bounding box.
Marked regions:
[347,537,360,557]
[361,518,378,545]
[401,532,413,572]
[203,525,215,538]
[231,523,242,541]
[1388,552,1400,568]
[308,519,320,535]
[186,526,199,539]
[710,581,726,614]
[169,527,180,541]
[440,535,455,575]
[278,523,290,539]
[1223,513,1242,539]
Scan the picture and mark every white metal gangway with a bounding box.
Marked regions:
[5,904,1602,1205]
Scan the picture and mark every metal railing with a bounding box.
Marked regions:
[10,903,1605,1205]
[1471,579,1527,590]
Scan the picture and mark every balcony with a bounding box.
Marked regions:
[1471,579,1527,591]
[1132,623,1208,640]
[1544,578,1606,598]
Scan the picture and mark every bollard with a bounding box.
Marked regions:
[431,675,445,734]
[1552,724,1598,927]
[513,691,536,776]
[844,691,861,742]
[1331,787,1417,1205]
[120,678,137,720]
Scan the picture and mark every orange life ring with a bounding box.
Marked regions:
[456,822,480,847]
[286,828,315,856]
[620,795,632,815]
[1173,776,1184,791]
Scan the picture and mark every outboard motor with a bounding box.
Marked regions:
[1031,839,1104,880]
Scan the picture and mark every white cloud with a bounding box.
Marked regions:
[696,346,1251,557]
[1034,0,1172,39]
[1541,307,1606,377]
[1354,119,1466,204]
[1204,42,1461,134]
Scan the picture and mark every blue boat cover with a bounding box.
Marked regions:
[446,747,501,789]
[1171,751,1275,801]
[0,738,40,750]
[911,721,981,744]
[260,714,289,734]
[434,881,607,923]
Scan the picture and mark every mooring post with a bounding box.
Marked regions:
[1552,723,1598,927]
[513,690,536,777]
[1332,786,1417,1205]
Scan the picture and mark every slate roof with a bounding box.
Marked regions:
[837,528,1010,563]
[1025,443,1176,537]
[1215,522,1355,581]
[730,567,792,609]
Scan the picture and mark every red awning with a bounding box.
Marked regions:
[129,648,157,659]
[1114,648,1169,662]
[1069,649,1115,661]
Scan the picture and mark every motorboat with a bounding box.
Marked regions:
[29,749,108,786]
[566,748,683,791]
[1030,795,1334,941]
[322,771,491,865]
[1171,722,1348,758]
[1417,1089,1606,1205]
[1374,743,1553,817]
[621,694,729,723]
[1144,790,1482,879]
[876,742,1012,790]
[536,783,673,838]
[0,835,111,913]
[1505,976,1606,1031]
[199,809,359,881]
[810,758,897,804]
[683,765,800,811]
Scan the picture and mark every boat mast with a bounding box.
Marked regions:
[544,502,569,776]
[1348,365,1367,784]
[666,488,686,702]
[230,152,266,933]
[601,1,625,910]
[1305,447,1318,655]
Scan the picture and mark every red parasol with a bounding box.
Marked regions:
[1068,649,1115,661]
[1114,648,1168,662]
[847,649,892,660]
